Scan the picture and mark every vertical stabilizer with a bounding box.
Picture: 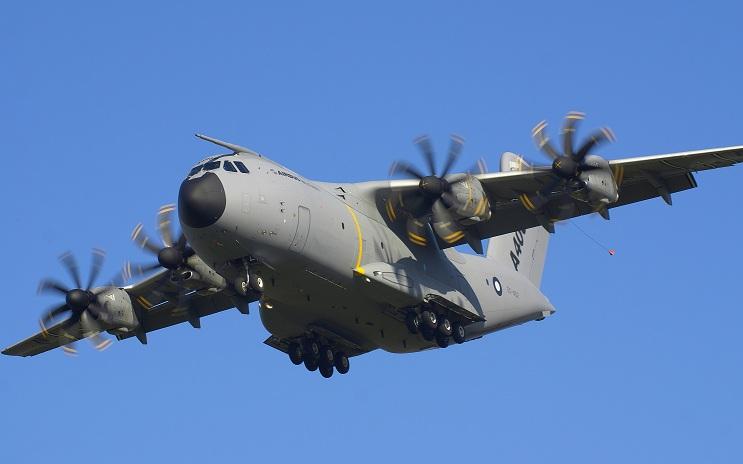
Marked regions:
[486,152,550,288]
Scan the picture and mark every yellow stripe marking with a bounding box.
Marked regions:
[520,194,536,212]
[443,231,465,242]
[345,205,365,274]
[408,236,427,246]
[137,296,153,309]
[386,199,397,221]
[474,197,486,216]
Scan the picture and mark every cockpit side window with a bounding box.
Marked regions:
[203,161,221,171]
[223,161,237,172]
[188,165,203,176]
[234,161,250,173]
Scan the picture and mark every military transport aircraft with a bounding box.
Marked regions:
[4,112,742,378]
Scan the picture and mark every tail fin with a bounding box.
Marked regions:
[486,227,550,288]
[486,152,550,288]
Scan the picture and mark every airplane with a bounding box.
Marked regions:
[4,112,742,378]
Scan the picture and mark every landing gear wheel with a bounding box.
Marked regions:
[405,312,421,334]
[303,339,320,360]
[249,273,264,293]
[319,364,334,378]
[421,326,435,341]
[304,357,319,371]
[435,334,450,348]
[334,352,350,374]
[234,277,249,296]
[288,342,303,365]
[421,310,437,330]
[319,346,334,368]
[437,317,452,337]
[452,323,466,344]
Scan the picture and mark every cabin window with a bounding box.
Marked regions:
[223,161,237,172]
[188,165,203,176]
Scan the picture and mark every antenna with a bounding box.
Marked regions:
[569,220,616,256]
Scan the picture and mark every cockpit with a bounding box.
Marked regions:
[187,159,250,177]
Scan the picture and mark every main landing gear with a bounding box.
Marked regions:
[405,306,467,348]
[287,337,350,378]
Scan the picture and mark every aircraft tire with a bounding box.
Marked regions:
[234,277,249,296]
[249,273,264,293]
[319,345,334,368]
[437,317,452,337]
[335,352,350,374]
[421,310,437,330]
[421,326,435,341]
[319,363,334,378]
[303,339,320,361]
[435,334,450,349]
[405,312,421,334]
[452,323,466,344]
[288,342,303,365]
[304,356,319,372]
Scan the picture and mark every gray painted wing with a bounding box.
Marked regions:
[2,314,84,357]
[116,269,256,342]
[466,145,743,242]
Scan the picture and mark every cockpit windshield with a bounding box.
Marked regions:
[203,160,221,171]
[188,158,249,178]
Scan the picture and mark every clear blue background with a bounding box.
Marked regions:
[1,2,741,462]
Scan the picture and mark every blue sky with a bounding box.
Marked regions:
[1,1,742,462]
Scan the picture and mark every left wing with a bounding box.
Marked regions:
[466,145,743,241]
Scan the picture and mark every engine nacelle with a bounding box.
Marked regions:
[178,254,227,291]
[576,154,619,205]
[94,287,139,330]
[448,175,492,224]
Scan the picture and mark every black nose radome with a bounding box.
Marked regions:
[179,172,226,228]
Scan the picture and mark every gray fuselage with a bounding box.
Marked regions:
[180,151,554,354]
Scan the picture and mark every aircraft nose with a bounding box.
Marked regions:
[178,172,226,228]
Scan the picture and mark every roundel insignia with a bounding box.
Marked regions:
[492,277,502,296]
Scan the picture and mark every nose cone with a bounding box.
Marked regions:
[179,172,226,228]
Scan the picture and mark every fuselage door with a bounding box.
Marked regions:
[290,206,311,252]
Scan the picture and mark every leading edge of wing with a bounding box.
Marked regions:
[609,145,743,167]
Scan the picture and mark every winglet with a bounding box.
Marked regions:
[194,133,259,156]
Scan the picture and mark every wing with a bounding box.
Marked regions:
[3,268,256,356]
[116,268,255,344]
[465,145,743,242]
[2,311,87,357]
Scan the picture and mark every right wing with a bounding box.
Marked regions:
[3,268,256,357]
[116,268,255,343]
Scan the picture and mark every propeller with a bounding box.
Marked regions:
[124,204,196,281]
[124,204,201,326]
[388,135,490,253]
[531,111,615,195]
[38,249,113,355]
[518,112,617,230]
